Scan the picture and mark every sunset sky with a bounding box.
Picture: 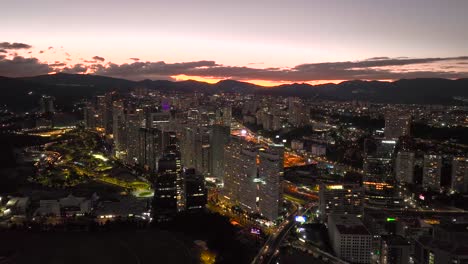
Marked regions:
[1,0,468,85]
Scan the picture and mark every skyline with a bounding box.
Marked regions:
[1,0,468,85]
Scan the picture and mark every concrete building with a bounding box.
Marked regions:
[327,214,372,264]
[395,151,415,184]
[384,112,411,140]
[319,183,364,221]
[451,157,468,193]
[422,154,442,190]
[258,144,284,221]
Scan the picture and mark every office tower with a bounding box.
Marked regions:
[288,97,308,127]
[83,104,96,129]
[209,125,230,179]
[451,157,468,193]
[39,95,55,114]
[380,235,411,264]
[363,139,396,183]
[95,95,106,129]
[146,111,171,130]
[327,214,372,264]
[363,139,396,204]
[103,92,116,134]
[138,127,165,171]
[395,151,415,184]
[384,112,411,140]
[184,168,207,211]
[258,143,284,221]
[180,126,211,176]
[414,222,468,264]
[153,148,184,221]
[423,154,442,190]
[222,137,258,214]
[216,105,232,127]
[112,101,126,158]
[125,108,144,164]
[318,183,364,221]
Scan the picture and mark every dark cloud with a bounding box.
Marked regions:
[0,42,32,50]
[94,60,218,79]
[39,50,44,54]
[83,60,97,63]
[49,62,67,67]
[129,58,140,61]
[0,49,7,53]
[61,64,87,74]
[0,56,51,77]
[88,56,468,81]
[48,46,53,50]
[92,56,105,62]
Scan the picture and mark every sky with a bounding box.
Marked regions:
[1,0,468,85]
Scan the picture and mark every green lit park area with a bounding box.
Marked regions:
[31,129,152,197]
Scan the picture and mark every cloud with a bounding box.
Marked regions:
[94,60,218,79]
[1,52,467,82]
[92,56,105,62]
[61,64,87,74]
[0,56,51,77]
[0,42,32,50]
[39,50,44,54]
[48,46,53,50]
[0,49,7,53]
[91,56,468,81]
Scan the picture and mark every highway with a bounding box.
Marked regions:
[251,210,298,264]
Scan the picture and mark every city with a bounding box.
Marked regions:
[1,1,468,264]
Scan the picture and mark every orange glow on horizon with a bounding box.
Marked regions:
[173,75,347,87]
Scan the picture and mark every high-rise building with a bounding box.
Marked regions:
[451,157,468,193]
[83,104,96,129]
[153,147,184,221]
[39,95,55,114]
[222,137,258,214]
[184,168,207,211]
[380,235,411,264]
[318,183,364,221]
[327,214,372,264]
[209,125,230,179]
[395,151,415,184]
[138,127,163,171]
[125,107,144,164]
[384,112,411,140]
[258,144,284,221]
[112,101,126,159]
[422,154,442,190]
[288,98,308,127]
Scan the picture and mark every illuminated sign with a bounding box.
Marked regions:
[250,228,261,235]
[295,216,306,223]
[386,217,396,222]
[326,185,343,190]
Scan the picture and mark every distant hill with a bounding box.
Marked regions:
[0,73,467,111]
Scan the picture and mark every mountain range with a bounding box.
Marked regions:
[0,73,467,111]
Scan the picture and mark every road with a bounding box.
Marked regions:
[251,210,298,264]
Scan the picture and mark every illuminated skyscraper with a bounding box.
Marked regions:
[221,137,257,214]
[209,125,230,179]
[318,183,364,221]
[451,157,468,193]
[395,151,415,184]
[39,95,55,114]
[153,145,184,221]
[258,144,284,221]
[384,112,411,140]
[422,154,442,190]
